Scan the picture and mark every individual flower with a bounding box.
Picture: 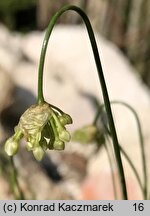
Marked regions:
[4,127,23,156]
[4,102,72,161]
[72,124,98,144]
[72,124,105,149]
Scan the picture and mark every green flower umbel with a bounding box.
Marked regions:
[4,103,72,161]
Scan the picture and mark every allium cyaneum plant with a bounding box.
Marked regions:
[3,5,148,200]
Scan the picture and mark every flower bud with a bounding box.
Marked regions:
[59,129,71,142]
[33,146,45,161]
[72,125,97,144]
[26,142,33,151]
[59,113,73,125]
[4,137,19,156]
[53,139,65,150]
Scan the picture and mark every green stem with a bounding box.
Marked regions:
[49,103,64,114]
[10,157,24,200]
[104,127,144,198]
[102,134,143,199]
[94,100,147,199]
[119,145,144,197]
[37,5,127,199]
[112,101,147,199]
[102,139,118,199]
[105,128,145,199]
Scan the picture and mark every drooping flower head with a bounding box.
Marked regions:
[4,102,72,161]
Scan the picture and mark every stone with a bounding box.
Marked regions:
[0,69,15,113]
[0,24,150,199]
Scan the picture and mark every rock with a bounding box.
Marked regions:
[0,68,16,142]
[0,25,22,72]
[0,69,15,113]
[20,25,150,199]
[0,24,150,199]
[0,177,13,199]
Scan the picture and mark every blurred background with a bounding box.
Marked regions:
[0,0,150,86]
[0,0,150,200]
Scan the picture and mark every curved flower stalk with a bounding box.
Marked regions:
[10,157,25,199]
[72,100,146,199]
[5,103,72,161]
[93,100,148,199]
[37,5,127,199]
[4,5,127,199]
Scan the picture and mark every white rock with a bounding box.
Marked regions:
[0,69,15,112]
[0,25,22,72]
[0,25,150,198]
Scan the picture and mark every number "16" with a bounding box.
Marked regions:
[133,203,144,211]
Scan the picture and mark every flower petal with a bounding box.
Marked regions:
[4,137,19,156]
